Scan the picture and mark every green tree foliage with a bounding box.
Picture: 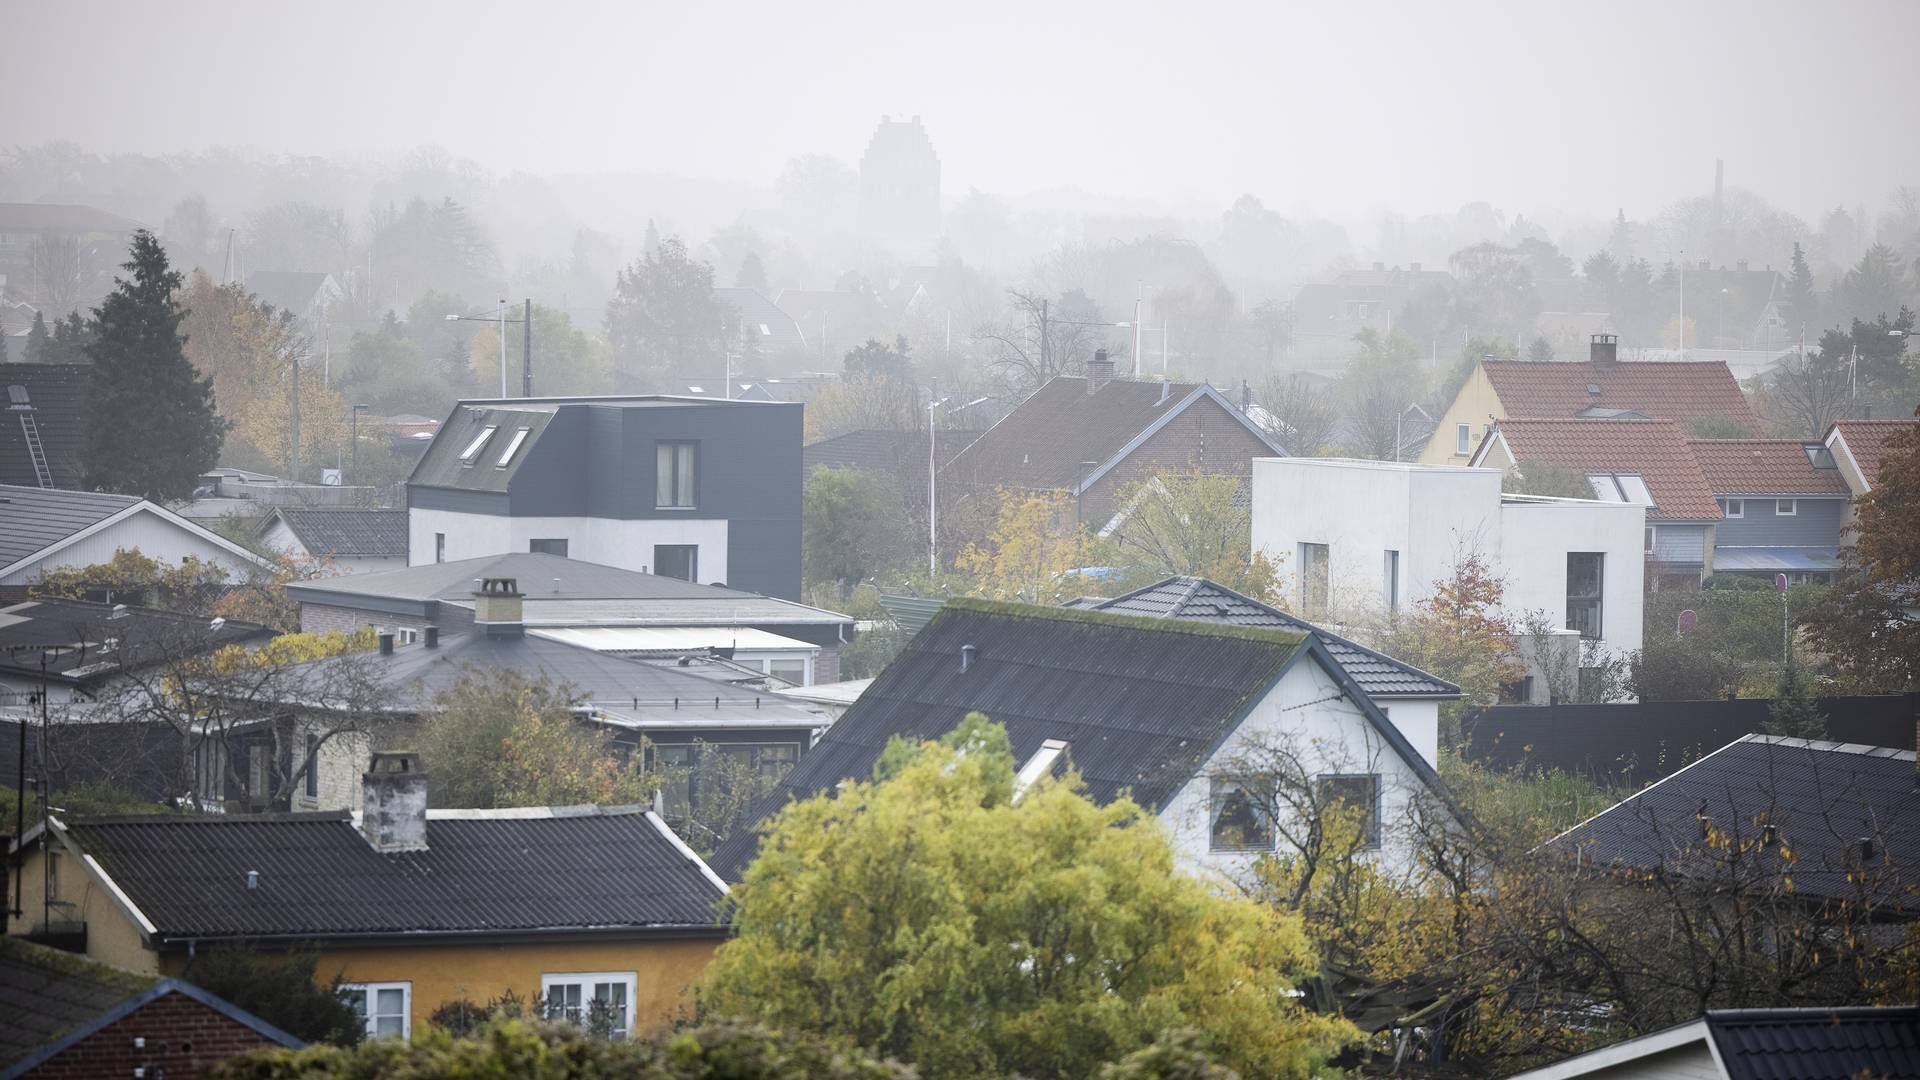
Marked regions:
[804,466,911,589]
[606,236,727,390]
[42,311,94,364]
[703,717,1354,1079]
[419,668,656,808]
[1501,458,1594,499]
[1764,663,1828,738]
[1525,336,1554,362]
[1786,241,1819,333]
[1805,416,1920,689]
[735,250,769,292]
[23,310,50,362]
[1627,629,1741,702]
[1447,242,1537,342]
[1337,328,1427,459]
[1832,243,1913,326]
[182,947,362,1047]
[367,196,498,307]
[1097,1030,1239,1080]
[1107,470,1282,602]
[83,230,226,500]
[341,314,459,416]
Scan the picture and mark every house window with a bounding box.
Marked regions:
[1383,550,1400,612]
[541,972,635,1038]
[1297,542,1330,617]
[767,658,807,685]
[1776,499,1796,516]
[247,744,269,802]
[653,544,698,582]
[1316,774,1382,849]
[529,538,569,557]
[304,734,319,799]
[1644,526,1657,555]
[434,533,446,563]
[1720,498,1744,518]
[656,441,698,508]
[1455,423,1471,455]
[1208,778,1272,853]
[394,628,418,645]
[1566,552,1605,639]
[458,425,497,466]
[342,982,410,1040]
[495,426,531,468]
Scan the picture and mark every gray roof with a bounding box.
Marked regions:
[1546,735,1920,912]
[1069,577,1460,698]
[60,806,726,944]
[0,936,154,1070]
[1,365,91,489]
[1708,1007,1920,1080]
[259,508,408,557]
[0,597,272,685]
[242,271,334,316]
[0,486,140,570]
[713,287,810,354]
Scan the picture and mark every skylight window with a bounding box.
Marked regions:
[495,426,531,468]
[1586,473,1655,507]
[1013,739,1069,801]
[458,425,498,465]
[758,323,772,336]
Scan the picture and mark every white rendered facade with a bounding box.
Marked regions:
[409,509,730,586]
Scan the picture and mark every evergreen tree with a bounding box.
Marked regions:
[48,312,93,364]
[23,310,49,362]
[1765,662,1827,739]
[1786,242,1818,340]
[83,230,226,500]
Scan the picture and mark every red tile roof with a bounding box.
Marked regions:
[1481,359,1756,427]
[1827,420,1919,490]
[1492,418,1722,521]
[1686,440,1851,497]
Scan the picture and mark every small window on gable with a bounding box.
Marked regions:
[758,323,772,336]
[1455,423,1471,455]
[1776,499,1796,516]
[458,425,497,465]
[1804,443,1837,469]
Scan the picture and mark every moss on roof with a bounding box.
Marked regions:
[940,596,1309,648]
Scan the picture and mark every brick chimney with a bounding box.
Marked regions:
[361,751,427,853]
[474,576,524,637]
[1590,333,1619,365]
[1085,349,1115,394]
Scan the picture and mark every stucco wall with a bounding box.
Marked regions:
[409,509,731,587]
[1419,365,1501,465]
[9,845,163,976]
[2,508,263,587]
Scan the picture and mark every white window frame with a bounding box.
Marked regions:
[1644,525,1657,555]
[341,981,412,1041]
[541,971,637,1038]
[495,426,532,468]
[1383,549,1400,612]
[458,425,497,465]
[1776,498,1796,516]
[1455,423,1471,455]
[394,628,418,645]
[1315,773,1384,850]
[1721,498,1744,518]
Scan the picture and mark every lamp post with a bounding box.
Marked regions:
[446,301,530,397]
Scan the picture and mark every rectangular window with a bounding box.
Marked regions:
[458,425,497,465]
[1566,552,1605,639]
[1776,499,1796,516]
[1208,778,1272,853]
[656,441,698,508]
[542,972,636,1038]
[1721,498,1744,518]
[1644,526,1657,555]
[496,426,531,468]
[434,533,446,564]
[1383,549,1400,612]
[247,744,269,802]
[529,538,569,557]
[304,734,319,799]
[767,658,807,686]
[1316,774,1382,849]
[342,982,411,1040]
[394,628,418,645]
[1455,423,1471,455]
[653,544,698,582]
[1297,543,1330,617]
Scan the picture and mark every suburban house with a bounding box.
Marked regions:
[1469,418,1722,588]
[940,355,1286,530]
[769,289,887,364]
[712,287,811,361]
[256,508,409,574]
[1420,334,1757,466]
[0,937,303,1078]
[406,394,803,600]
[1065,576,1459,768]
[286,552,854,683]
[1823,418,1918,540]
[242,270,343,337]
[8,753,731,1042]
[1251,457,1645,700]
[1687,438,1852,583]
[1,365,88,490]
[1289,263,1454,355]
[175,467,386,527]
[710,598,1460,885]
[1505,1006,1920,1080]
[0,486,275,596]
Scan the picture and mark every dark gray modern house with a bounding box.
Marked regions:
[406,395,803,599]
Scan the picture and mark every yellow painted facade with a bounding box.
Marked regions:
[9,843,721,1038]
[1419,364,1504,465]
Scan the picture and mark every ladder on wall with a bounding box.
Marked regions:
[18,412,53,488]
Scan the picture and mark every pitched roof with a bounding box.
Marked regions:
[714,287,810,355]
[1686,439,1851,497]
[710,598,1315,878]
[242,271,336,316]
[1484,418,1722,521]
[0,597,271,685]
[803,429,981,475]
[258,508,408,557]
[1544,735,1920,911]
[943,377,1282,493]
[1480,359,1756,427]
[0,364,92,488]
[1706,1006,1920,1080]
[0,936,154,1069]
[1069,577,1459,698]
[60,805,727,944]
[1826,419,1918,492]
[0,486,140,569]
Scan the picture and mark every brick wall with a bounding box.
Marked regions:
[814,646,840,685]
[24,988,290,1077]
[1080,395,1275,527]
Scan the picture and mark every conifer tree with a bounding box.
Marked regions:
[83,230,226,500]
[1786,242,1818,339]
[23,310,49,362]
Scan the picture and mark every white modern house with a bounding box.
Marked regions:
[1251,458,1645,700]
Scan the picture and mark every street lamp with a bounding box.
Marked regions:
[446,299,532,397]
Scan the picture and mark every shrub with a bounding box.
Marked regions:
[181,946,362,1047]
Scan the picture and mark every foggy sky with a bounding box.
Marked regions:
[5,0,1917,221]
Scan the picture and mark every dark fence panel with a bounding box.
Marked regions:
[1463,693,1920,788]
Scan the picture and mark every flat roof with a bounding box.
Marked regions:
[530,626,818,653]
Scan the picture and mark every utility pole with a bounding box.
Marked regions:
[289,350,301,482]
[497,298,508,398]
[522,298,533,398]
[1039,299,1050,380]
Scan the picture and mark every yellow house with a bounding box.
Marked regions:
[6,753,728,1042]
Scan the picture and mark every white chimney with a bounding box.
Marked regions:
[360,751,428,853]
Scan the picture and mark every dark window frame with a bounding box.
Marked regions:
[653,544,698,582]
[1208,777,1274,853]
[1566,551,1605,639]
[1315,772,1383,850]
[656,440,699,509]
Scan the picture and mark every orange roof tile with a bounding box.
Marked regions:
[1828,420,1919,490]
[1492,418,1722,521]
[1686,440,1851,497]
[1482,359,1756,427]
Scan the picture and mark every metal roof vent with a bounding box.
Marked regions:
[1586,383,1602,396]
[960,643,977,674]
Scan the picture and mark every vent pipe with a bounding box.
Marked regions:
[960,644,977,674]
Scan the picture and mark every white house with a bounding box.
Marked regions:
[1251,458,1644,701]
[0,485,274,592]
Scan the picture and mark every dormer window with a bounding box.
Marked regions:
[1803,443,1837,469]
[458,425,497,466]
[1586,473,1653,506]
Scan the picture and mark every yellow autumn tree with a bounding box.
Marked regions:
[956,489,1100,602]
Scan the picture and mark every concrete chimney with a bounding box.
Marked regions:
[1590,334,1619,365]
[360,751,427,854]
[474,577,524,637]
[1085,349,1115,394]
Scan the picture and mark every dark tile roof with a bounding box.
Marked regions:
[62,805,728,944]
[711,598,1313,878]
[1707,1006,1920,1080]
[1687,439,1852,497]
[1829,419,1919,491]
[1482,358,1756,427]
[1,364,92,489]
[803,429,981,475]
[259,508,408,557]
[1545,735,1920,912]
[0,485,140,570]
[944,376,1279,492]
[0,936,154,1069]
[1070,577,1459,698]
[1490,418,1723,521]
[0,597,271,685]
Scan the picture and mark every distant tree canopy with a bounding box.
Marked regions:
[1805,413,1920,690]
[605,236,726,390]
[1502,458,1595,499]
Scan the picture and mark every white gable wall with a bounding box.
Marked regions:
[409,509,730,585]
[1,507,266,588]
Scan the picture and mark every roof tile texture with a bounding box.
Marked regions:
[1483,359,1756,426]
[1830,419,1919,489]
[945,377,1206,491]
[1687,439,1851,496]
[1495,418,1722,521]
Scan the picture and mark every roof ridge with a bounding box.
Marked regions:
[940,596,1306,647]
